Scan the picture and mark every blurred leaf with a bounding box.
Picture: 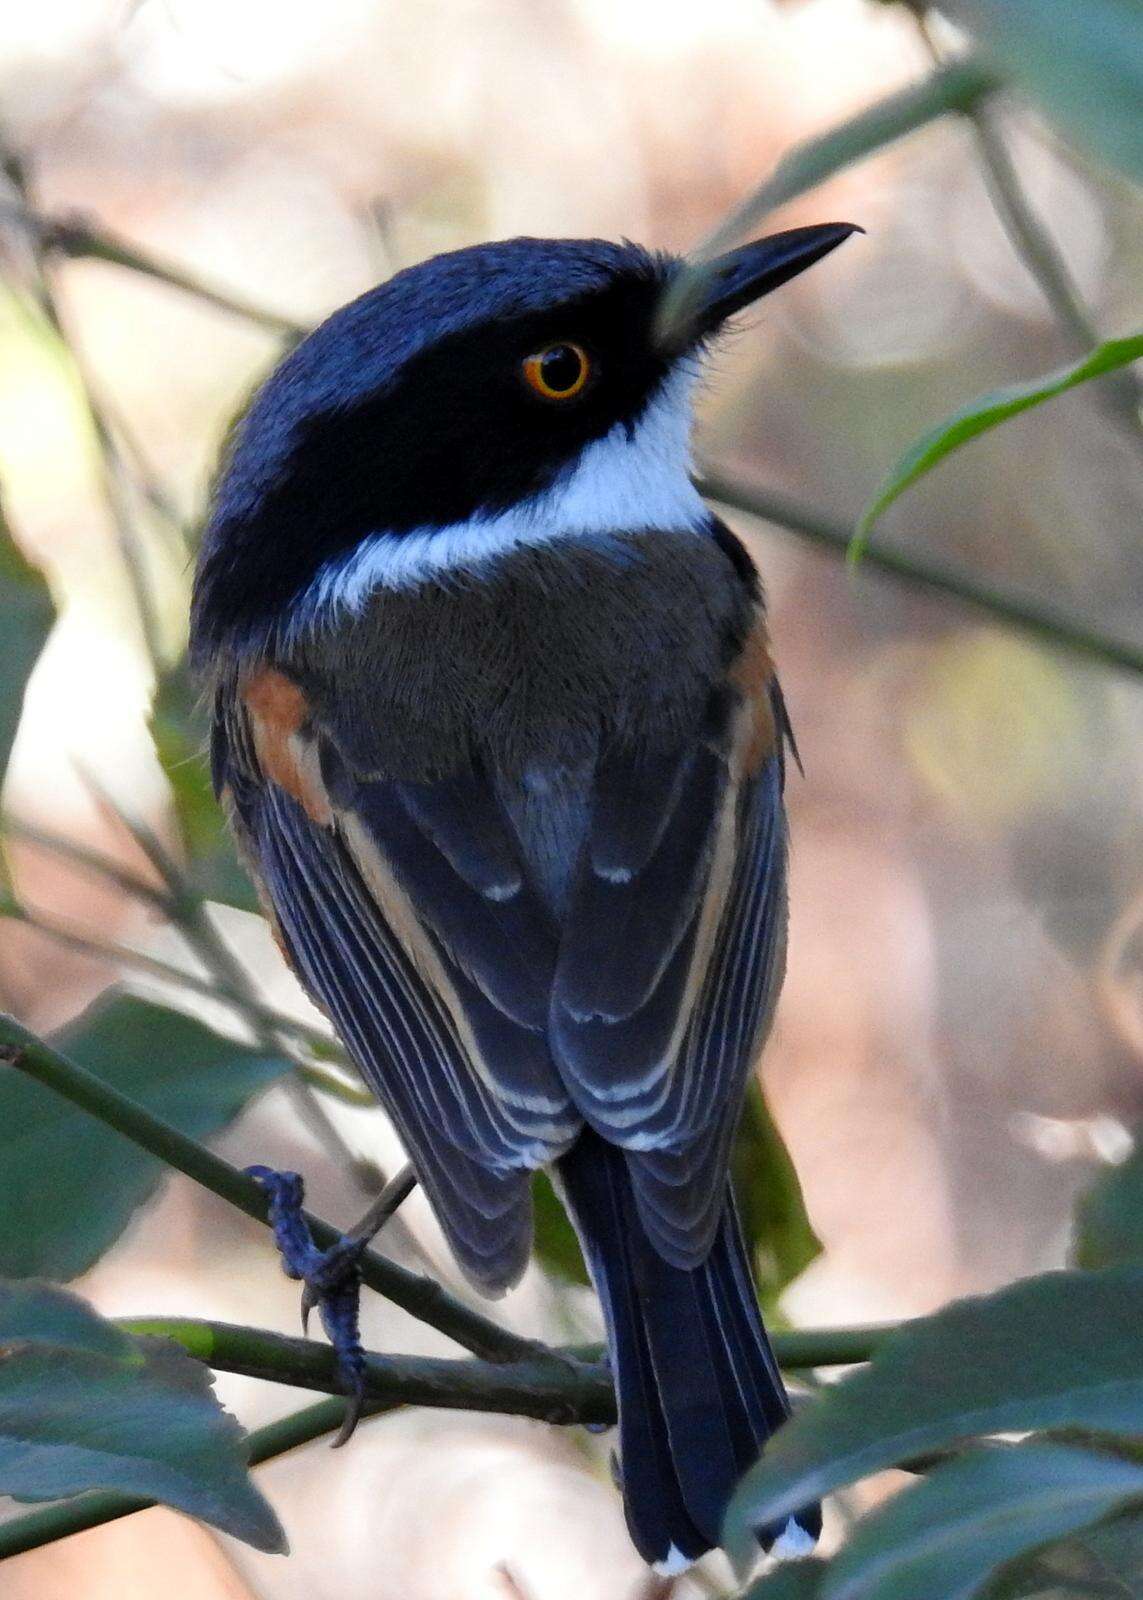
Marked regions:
[820,1442,1143,1600]
[745,1561,829,1598]
[530,1081,820,1298]
[983,1504,1143,1598]
[0,491,54,793]
[0,994,289,1278]
[941,0,1143,182]
[151,665,259,912]
[725,1266,1143,1564]
[0,1279,284,1552]
[855,334,1143,550]
[734,1079,822,1309]
[532,1170,588,1286]
[1074,1139,1143,1271]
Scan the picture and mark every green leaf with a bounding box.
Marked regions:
[820,1442,1143,1600]
[0,493,55,792]
[0,1279,284,1552]
[941,0,1143,183]
[532,1170,589,1285]
[854,334,1143,554]
[734,1080,822,1309]
[984,1504,1143,1598]
[725,1266,1143,1565]
[150,666,259,912]
[745,1560,829,1599]
[0,994,289,1278]
[1074,1140,1143,1271]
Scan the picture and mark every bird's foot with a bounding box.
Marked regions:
[247,1165,366,1445]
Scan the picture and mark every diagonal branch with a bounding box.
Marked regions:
[699,472,1143,679]
[0,196,307,341]
[0,1012,539,1366]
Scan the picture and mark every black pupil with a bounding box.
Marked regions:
[540,344,583,392]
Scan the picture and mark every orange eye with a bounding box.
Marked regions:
[522,342,591,401]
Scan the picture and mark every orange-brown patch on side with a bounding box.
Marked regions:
[242,667,333,827]
[727,605,778,776]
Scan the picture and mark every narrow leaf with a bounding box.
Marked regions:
[0,994,289,1278]
[854,334,1143,554]
[746,1561,830,1599]
[0,1280,284,1552]
[821,1442,1143,1600]
[734,1079,822,1308]
[532,1170,589,1285]
[726,1266,1143,1564]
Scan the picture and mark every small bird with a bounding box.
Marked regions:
[191,222,857,1572]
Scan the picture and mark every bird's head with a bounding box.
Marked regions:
[192,224,858,658]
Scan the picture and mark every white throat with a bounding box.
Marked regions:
[304,364,708,612]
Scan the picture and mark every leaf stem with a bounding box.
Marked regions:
[0,1012,537,1365]
[0,897,360,1077]
[698,472,1143,679]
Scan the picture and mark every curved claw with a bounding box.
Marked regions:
[332,1379,366,1448]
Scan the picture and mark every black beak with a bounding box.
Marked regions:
[658,221,862,350]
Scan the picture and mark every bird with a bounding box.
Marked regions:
[190,221,858,1574]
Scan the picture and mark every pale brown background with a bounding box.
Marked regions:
[1,0,1142,1594]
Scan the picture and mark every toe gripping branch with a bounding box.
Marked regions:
[247,1165,367,1446]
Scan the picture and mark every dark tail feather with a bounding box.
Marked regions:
[558,1129,820,1571]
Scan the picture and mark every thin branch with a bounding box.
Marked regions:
[971,109,1103,356]
[78,773,382,1190]
[1,159,166,672]
[118,1316,614,1424]
[0,1306,910,1563]
[698,471,1143,679]
[658,56,999,340]
[115,1315,894,1390]
[0,196,308,341]
[341,1163,418,1250]
[0,1012,539,1365]
[1,896,358,1072]
[913,17,1143,433]
[4,814,171,911]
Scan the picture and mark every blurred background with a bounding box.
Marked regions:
[0,0,1141,1595]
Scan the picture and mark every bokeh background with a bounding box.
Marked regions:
[0,1,1141,1596]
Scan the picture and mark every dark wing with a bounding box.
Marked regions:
[550,612,789,1268]
[214,674,580,1292]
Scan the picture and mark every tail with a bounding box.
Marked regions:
[558,1129,820,1572]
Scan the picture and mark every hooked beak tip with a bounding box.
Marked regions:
[656,220,863,353]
